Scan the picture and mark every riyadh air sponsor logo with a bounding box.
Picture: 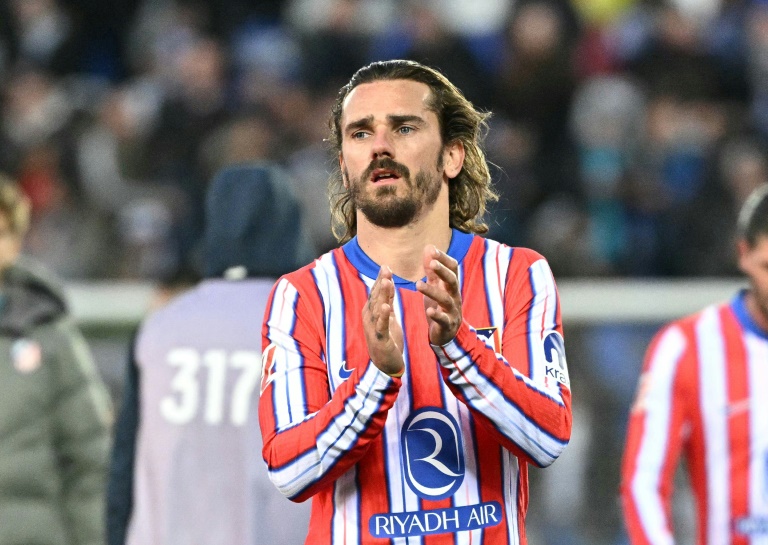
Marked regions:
[543,331,569,387]
[401,407,464,500]
[339,360,354,380]
[369,502,502,538]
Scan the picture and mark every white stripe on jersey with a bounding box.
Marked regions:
[312,253,344,393]
[697,307,731,545]
[265,278,307,430]
[269,364,393,499]
[364,280,423,545]
[448,395,481,545]
[527,259,559,384]
[333,470,360,545]
[482,240,513,331]
[436,328,567,466]
[502,450,520,545]
[631,324,686,545]
[747,332,768,543]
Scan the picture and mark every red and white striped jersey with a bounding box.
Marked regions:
[258,229,572,545]
[621,292,768,545]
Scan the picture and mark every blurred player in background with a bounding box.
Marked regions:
[0,175,112,545]
[621,183,768,544]
[258,59,572,544]
[106,163,314,545]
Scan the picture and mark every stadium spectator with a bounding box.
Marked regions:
[0,173,112,545]
[258,59,572,544]
[621,182,768,544]
[106,162,314,545]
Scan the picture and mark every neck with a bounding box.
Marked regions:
[744,290,768,334]
[355,197,452,282]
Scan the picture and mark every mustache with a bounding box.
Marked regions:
[362,158,410,181]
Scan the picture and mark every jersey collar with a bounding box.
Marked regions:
[730,289,768,340]
[342,228,474,291]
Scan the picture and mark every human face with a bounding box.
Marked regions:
[738,234,768,330]
[338,79,459,229]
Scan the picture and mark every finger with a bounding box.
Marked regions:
[426,259,460,295]
[425,305,452,328]
[420,246,439,283]
[367,266,391,310]
[433,248,458,274]
[388,305,404,349]
[416,279,454,308]
[375,302,392,341]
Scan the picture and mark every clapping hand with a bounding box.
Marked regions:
[416,245,462,346]
[362,265,405,376]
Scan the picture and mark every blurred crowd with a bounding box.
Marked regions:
[1,0,767,280]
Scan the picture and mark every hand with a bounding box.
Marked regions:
[362,265,405,376]
[416,245,462,346]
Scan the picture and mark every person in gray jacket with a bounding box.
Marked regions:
[0,175,113,545]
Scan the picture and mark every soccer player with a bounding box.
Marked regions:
[258,60,573,544]
[621,183,768,544]
[107,163,313,545]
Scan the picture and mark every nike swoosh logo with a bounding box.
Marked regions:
[339,360,354,379]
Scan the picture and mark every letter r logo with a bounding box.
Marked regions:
[401,407,465,500]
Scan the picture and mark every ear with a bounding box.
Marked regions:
[737,239,751,274]
[339,152,349,189]
[442,140,465,180]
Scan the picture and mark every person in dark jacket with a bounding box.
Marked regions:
[0,175,113,545]
[106,162,315,545]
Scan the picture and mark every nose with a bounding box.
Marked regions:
[370,128,393,160]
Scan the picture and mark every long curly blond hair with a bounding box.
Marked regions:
[327,60,498,243]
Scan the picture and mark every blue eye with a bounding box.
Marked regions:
[398,126,413,135]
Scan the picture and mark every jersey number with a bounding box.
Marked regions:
[160,348,261,426]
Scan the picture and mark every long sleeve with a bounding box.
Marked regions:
[106,332,140,545]
[620,324,692,545]
[258,277,401,502]
[51,320,113,545]
[432,251,572,467]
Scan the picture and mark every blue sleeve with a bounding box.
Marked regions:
[106,332,140,545]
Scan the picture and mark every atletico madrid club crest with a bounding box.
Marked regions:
[11,338,43,374]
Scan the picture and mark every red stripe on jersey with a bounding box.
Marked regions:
[503,249,538,378]
[518,461,529,545]
[721,308,750,545]
[459,239,493,330]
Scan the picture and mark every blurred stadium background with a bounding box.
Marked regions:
[2,0,762,543]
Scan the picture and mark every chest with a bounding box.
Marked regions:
[323,281,502,398]
[0,336,53,434]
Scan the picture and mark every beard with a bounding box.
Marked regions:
[346,156,443,229]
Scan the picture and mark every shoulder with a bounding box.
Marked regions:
[468,236,547,266]
[645,302,727,363]
[660,301,725,339]
[468,237,553,284]
[271,248,345,293]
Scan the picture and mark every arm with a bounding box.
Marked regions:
[258,275,401,502]
[620,324,691,545]
[106,331,140,545]
[51,320,113,545]
[417,245,572,467]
